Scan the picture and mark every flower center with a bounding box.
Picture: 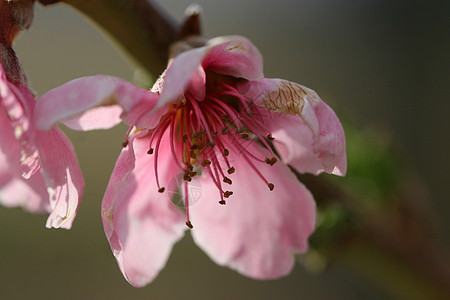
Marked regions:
[129,83,278,228]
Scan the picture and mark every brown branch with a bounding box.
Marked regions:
[41,0,179,76]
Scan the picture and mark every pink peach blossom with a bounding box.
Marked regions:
[0,53,84,229]
[35,35,346,286]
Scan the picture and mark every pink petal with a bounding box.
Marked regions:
[189,142,316,279]
[156,47,208,110]
[241,78,347,175]
[0,67,39,178]
[0,175,48,213]
[187,66,206,101]
[35,75,156,131]
[34,128,84,229]
[0,151,49,213]
[62,105,123,130]
[101,132,186,287]
[203,35,264,80]
[123,101,170,130]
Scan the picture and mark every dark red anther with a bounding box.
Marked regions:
[223,177,232,185]
[227,167,235,174]
[223,149,230,156]
[201,160,211,167]
[122,140,129,148]
[268,183,274,191]
[270,157,277,165]
[158,187,165,193]
[219,200,226,205]
[186,221,193,229]
[147,148,154,155]
[224,191,233,198]
[267,133,275,141]
[183,174,192,182]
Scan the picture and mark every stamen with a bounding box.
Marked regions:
[219,200,226,205]
[147,148,154,155]
[223,148,230,156]
[158,187,165,193]
[184,180,193,228]
[268,183,274,191]
[227,167,235,174]
[122,125,134,148]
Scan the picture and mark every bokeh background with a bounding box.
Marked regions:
[1,0,448,299]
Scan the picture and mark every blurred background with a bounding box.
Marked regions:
[1,0,448,299]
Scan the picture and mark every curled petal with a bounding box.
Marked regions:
[241,78,346,175]
[35,75,157,131]
[190,142,316,279]
[102,133,186,287]
[204,35,264,80]
[156,47,208,110]
[35,128,84,229]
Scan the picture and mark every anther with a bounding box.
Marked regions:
[122,141,129,148]
[268,183,274,191]
[265,157,277,166]
[241,133,250,140]
[189,171,197,177]
[201,160,211,167]
[267,133,275,141]
[227,167,235,174]
[187,164,194,171]
[190,144,198,150]
[224,191,233,198]
[183,135,189,142]
[219,200,226,205]
[223,177,232,185]
[147,148,154,155]
[183,174,192,182]
[186,221,193,229]
[224,149,230,156]
[158,187,165,193]
[189,151,197,158]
